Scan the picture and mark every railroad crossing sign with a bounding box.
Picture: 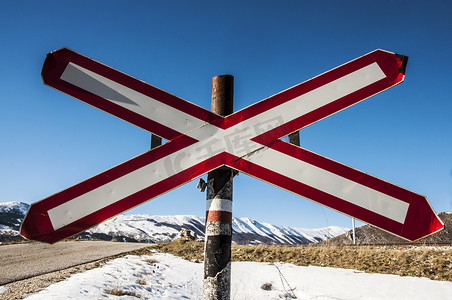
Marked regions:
[20,48,444,244]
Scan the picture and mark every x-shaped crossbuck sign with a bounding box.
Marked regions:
[20,48,443,244]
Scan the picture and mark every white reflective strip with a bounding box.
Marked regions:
[47,144,203,230]
[61,63,206,135]
[246,148,409,224]
[185,63,387,159]
[240,62,386,135]
[48,62,389,230]
[206,199,232,213]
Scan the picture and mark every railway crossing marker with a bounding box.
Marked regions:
[21,48,443,244]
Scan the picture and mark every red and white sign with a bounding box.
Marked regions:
[20,48,443,243]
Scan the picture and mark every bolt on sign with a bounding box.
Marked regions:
[21,48,443,244]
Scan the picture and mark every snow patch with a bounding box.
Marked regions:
[0,286,8,295]
[25,252,203,299]
[0,228,20,236]
[24,252,452,299]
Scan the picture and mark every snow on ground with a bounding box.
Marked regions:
[21,251,452,300]
[0,286,8,295]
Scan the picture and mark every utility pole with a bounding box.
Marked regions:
[203,75,234,300]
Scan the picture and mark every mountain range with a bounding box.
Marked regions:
[0,202,347,245]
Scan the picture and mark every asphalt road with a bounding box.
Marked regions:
[0,241,149,285]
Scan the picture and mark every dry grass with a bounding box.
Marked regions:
[105,288,141,297]
[151,239,452,281]
[152,238,204,261]
[145,258,159,264]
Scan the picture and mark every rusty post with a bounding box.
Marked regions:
[288,131,300,146]
[203,75,234,300]
[150,134,162,149]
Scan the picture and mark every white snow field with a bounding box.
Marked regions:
[20,251,452,300]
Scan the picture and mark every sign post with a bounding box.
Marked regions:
[289,131,300,146]
[203,75,234,300]
[150,134,162,149]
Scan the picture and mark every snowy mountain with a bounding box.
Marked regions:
[0,202,348,245]
[0,202,30,242]
[84,214,348,245]
[0,201,29,216]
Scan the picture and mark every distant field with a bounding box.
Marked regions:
[152,239,452,281]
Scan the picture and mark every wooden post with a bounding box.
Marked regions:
[203,75,234,300]
[289,131,300,146]
[150,134,162,149]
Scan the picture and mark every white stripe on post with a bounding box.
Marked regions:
[206,199,233,213]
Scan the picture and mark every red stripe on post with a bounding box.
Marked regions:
[206,211,233,223]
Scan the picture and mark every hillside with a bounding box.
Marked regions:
[327,212,452,244]
[0,202,29,242]
[0,202,347,245]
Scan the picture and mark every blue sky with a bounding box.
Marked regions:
[1,0,451,229]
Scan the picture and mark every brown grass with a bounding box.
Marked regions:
[105,288,140,297]
[151,239,452,281]
[152,238,204,261]
[145,258,159,264]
